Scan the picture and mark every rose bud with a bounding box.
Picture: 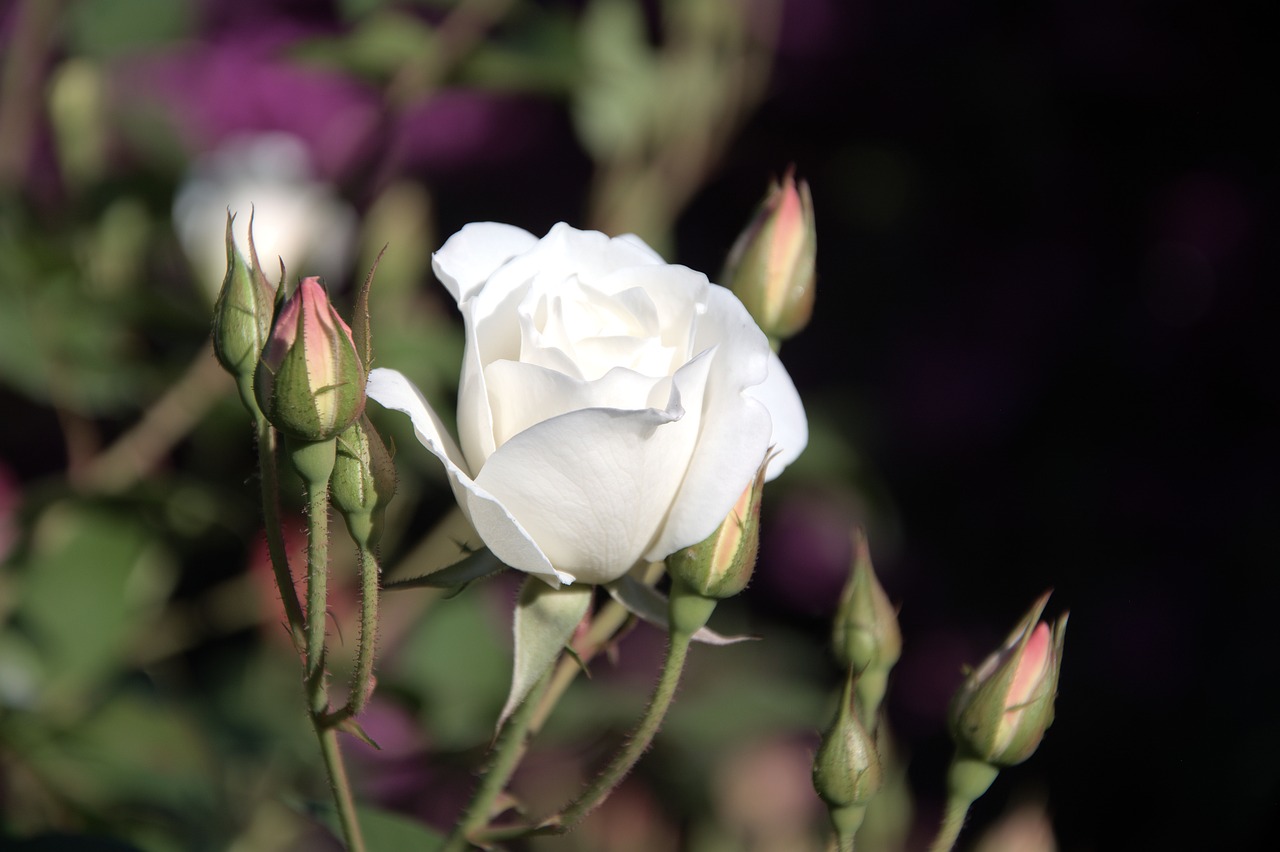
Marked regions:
[212,211,276,386]
[666,457,767,599]
[832,530,901,728]
[330,413,397,550]
[949,592,1068,767]
[813,670,882,838]
[723,168,816,343]
[832,529,901,676]
[254,276,366,442]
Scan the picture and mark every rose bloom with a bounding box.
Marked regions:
[368,223,807,586]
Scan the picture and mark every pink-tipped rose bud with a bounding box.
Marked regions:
[254,276,366,441]
[723,168,817,342]
[949,592,1068,767]
[666,456,768,599]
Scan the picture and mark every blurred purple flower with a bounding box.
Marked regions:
[117,38,380,181]
[756,487,863,616]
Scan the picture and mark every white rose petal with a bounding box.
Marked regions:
[369,222,807,586]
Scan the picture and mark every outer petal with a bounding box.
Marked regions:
[645,285,775,561]
[748,350,808,480]
[365,368,572,586]
[432,222,538,304]
[473,352,714,585]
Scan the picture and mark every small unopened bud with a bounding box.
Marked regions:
[331,414,397,549]
[212,211,276,383]
[254,276,366,441]
[813,670,882,811]
[832,530,901,729]
[666,457,767,599]
[833,530,901,675]
[723,168,816,342]
[949,592,1068,767]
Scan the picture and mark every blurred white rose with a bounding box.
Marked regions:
[172,133,357,300]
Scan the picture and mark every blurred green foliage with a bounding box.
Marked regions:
[0,1,872,849]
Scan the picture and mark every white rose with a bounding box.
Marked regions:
[368,222,807,586]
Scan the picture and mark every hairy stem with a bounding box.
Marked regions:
[441,674,551,852]
[257,417,306,651]
[555,626,695,828]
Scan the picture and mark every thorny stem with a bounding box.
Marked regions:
[556,627,694,828]
[315,719,366,852]
[346,543,380,719]
[290,437,366,852]
[257,415,306,650]
[553,582,715,830]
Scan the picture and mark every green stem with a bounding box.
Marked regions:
[257,416,306,651]
[556,583,714,829]
[440,596,636,849]
[347,544,380,718]
[830,803,865,852]
[558,630,692,827]
[441,674,552,852]
[293,439,337,683]
[854,667,888,734]
[290,437,365,852]
[443,566,666,846]
[316,720,367,852]
[928,757,999,852]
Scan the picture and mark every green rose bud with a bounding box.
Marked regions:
[723,168,817,343]
[330,414,397,550]
[813,671,882,813]
[254,276,366,441]
[665,457,767,600]
[833,529,901,675]
[212,210,276,383]
[949,592,1068,767]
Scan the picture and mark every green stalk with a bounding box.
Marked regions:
[831,803,865,852]
[441,675,551,852]
[256,414,306,650]
[316,721,366,852]
[290,437,366,852]
[555,582,716,829]
[927,757,999,852]
[347,544,380,718]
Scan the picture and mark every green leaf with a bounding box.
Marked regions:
[498,578,592,730]
[27,691,216,811]
[13,502,175,709]
[382,547,504,592]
